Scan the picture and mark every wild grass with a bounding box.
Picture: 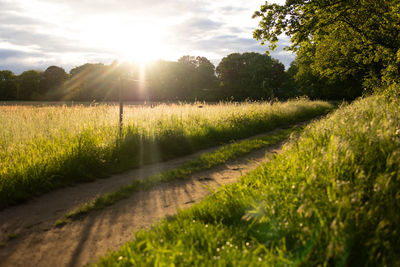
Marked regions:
[55,125,301,226]
[0,100,332,208]
[94,95,400,266]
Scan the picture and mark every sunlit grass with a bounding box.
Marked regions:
[0,100,332,208]
[94,95,400,266]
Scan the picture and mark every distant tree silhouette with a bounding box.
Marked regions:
[0,53,302,102]
[0,70,17,100]
[66,63,114,101]
[144,56,218,101]
[40,66,68,99]
[176,56,218,100]
[17,70,42,100]
[216,52,289,100]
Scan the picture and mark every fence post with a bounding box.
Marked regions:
[119,77,123,137]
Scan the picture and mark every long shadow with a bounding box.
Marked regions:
[66,214,97,267]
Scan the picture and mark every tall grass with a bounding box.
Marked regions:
[95,95,400,266]
[0,100,332,208]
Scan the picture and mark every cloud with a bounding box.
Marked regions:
[168,18,223,41]
[164,16,294,68]
[218,6,247,13]
[0,49,30,59]
[37,0,202,17]
[0,0,295,73]
[0,48,46,73]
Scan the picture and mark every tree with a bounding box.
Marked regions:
[145,56,217,101]
[194,56,218,90]
[41,66,67,91]
[289,47,364,100]
[67,63,111,101]
[216,52,287,100]
[177,56,198,98]
[177,56,218,99]
[17,70,42,100]
[0,70,17,100]
[40,66,68,99]
[253,0,400,97]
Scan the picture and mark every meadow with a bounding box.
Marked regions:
[95,94,400,266]
[0,99,332,208]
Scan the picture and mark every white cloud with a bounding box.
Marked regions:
[0,0,293,73]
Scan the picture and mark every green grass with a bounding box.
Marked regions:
[0,100,332,209]
[6,233,19,241]
[94,95,400,266]
[55,125,302,226]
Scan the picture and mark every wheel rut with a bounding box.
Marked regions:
[0,135,287,267]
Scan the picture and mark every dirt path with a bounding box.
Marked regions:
[0,136,285,267]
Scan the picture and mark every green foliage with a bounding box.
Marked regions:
[290,52,363,100]
[216,52,292,100]
[178,56,218,97]
[0,70,17,100]
[17,70,42,100]
[40,66,68,99]
[94,95,400,266]
[0,100,332,209]
[253,0,400,98]
[66,63,118,101]
[146,56,218,101]
[1,52,300,101]
[60,57,218,102]
[0,66,69,101]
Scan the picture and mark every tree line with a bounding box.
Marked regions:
[1,44,381,103]
[0,53,300,102]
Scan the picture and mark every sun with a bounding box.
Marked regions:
[79,16,168,64]
[117,27,164,64]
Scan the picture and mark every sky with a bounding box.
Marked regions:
[0,0,293,74]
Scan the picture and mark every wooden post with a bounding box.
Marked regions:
[119,77,123,137]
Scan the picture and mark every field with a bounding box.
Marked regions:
[95,95,400,266]
[0,99,333,208]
